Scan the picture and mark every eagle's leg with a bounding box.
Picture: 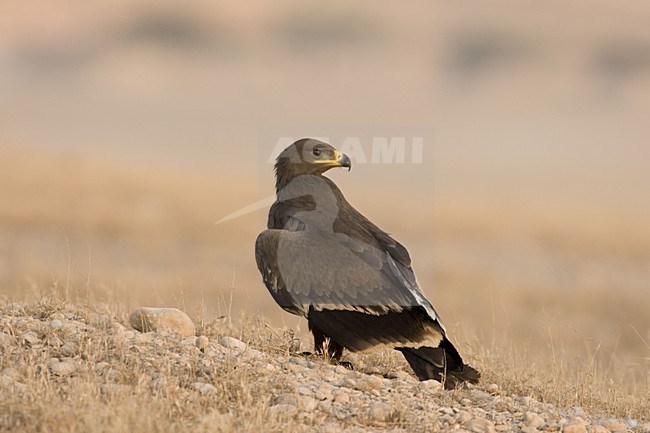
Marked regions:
[309,322,352,368]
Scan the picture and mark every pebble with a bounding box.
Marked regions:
[300,396,318,411]
[59,342,78,357]
[21,331,39,346]
[0,332,13,345]
[129,307,195,336]
[524,412,545,428]
[134,332,155,344]
[218,336,247,351]
[274,393,297,406]
[195,335,209,350]
[318,400,332,412]
[50,319,64,330]
[110,322,125,333]
[49,361,76,376]
[0,302,639,433]
[464,418,497,433]
[457,410,473,424]
[192,382,217,395]
[564,418,588,433]
[332,390,350,404]
[1,368,19,379]
[600,420,627,432]
[590,426,612,433]
[269,404,297,417]
[369,402,392,421]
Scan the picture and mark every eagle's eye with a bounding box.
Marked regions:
[312,148,322,157]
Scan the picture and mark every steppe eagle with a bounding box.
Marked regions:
[255,138,479,389]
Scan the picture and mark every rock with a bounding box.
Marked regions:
[419,379,442,391]
[521,427,539,433]
[0,332,13,345]
[21,331,39,346]
[50,319,64,330]
[439,407,454,416]
[196,335,209,350]
[49,361,76,376]
[393,371,414,381]
[94,362,111,373]
[369,402,392,422]
[269,404,297,417]
[524,412,545,428]
[129,307,195,336]
[518,396,538,407]
[296,385,312,396]
[315,383,334,401]
[110,322,125,333]
[590,426,612,433]
[218,336,247,351]
[486,383,499,394]
[59,342,78,357]
[192,382,217,395]
[464,418,497,433]
[134,332,155,344]
[100,384,131,397]
[274,393,297,406]
[318,400,332,412]
[457,410,473,424]
[564,418,588,433]
[601,420,627,432]
[299,396,318,411]
[332,389,350,404]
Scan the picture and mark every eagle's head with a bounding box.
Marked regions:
[275,139,352,180]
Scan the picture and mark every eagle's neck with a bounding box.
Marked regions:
[274,158,320,193]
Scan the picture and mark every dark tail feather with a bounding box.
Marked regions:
[397,337,480,390]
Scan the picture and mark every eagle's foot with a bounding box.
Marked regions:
[332,360,354,370]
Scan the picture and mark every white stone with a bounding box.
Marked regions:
[0,332,13,346]
[269,404,297,417]
[129,307,195,336]
[111,322,125,333]
[195,335,209,350]
[218,336,247,351]
[197,383,217,394]
[299,396,318,411]
[464,418,497,433]
[50,319,64,330]
[49,361,76,376]
[60,342,78,357]
[524,412,545,428]
[21,331,39,346]
[369,402,392,422]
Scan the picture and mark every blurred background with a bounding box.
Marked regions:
[1,0,649,395]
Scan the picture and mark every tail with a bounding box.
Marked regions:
[397,337,480,390]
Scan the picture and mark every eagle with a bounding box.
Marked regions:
[255,138,479,389]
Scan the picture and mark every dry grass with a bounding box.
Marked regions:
[0,147,648,430]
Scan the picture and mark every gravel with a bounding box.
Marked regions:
[0,303,645,433]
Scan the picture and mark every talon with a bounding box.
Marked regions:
[335,360,354,370]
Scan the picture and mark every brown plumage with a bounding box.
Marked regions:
[255,138,479,389]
